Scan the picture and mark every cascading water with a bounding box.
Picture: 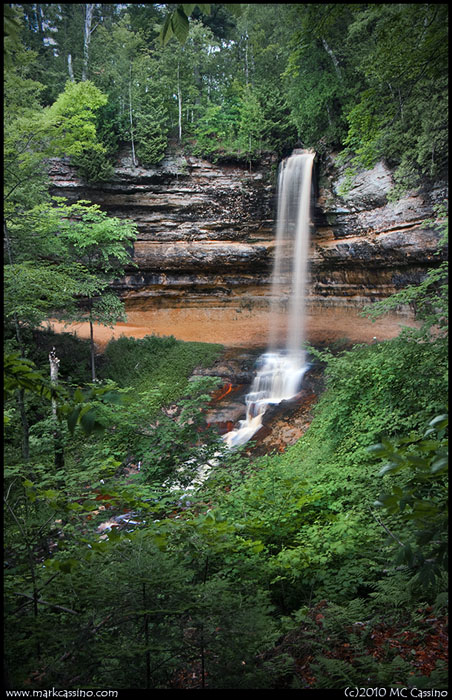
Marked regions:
[224,150,315,448]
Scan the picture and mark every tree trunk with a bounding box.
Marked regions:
[35,3,44,36]
[89,319,96,382]
[321,38,342,79]
[4,497,41,661]
[49,348,64,469]
[143,583,151,689]
[67,53,75,81]
[193,64,202,106]
[177,59,182,143]
[244,31,249,85]
[129,63,137,166]
[200,557,209,689]
[82,3,95,81]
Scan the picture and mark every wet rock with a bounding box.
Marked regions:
[190,350,258,385]
[205,401,246,426]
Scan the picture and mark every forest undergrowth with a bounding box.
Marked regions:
[4,313,448,690]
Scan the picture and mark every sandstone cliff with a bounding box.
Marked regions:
[48,149,275,311]
[313,155,447,307]
[48,147,447,318]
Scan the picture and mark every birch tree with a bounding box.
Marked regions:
[82,3,96,81]
[49,347,64,468]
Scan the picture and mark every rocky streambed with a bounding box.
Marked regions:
[190,346,326,455]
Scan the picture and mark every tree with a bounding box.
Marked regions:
[237,85,266,163]
[82,3,96,81]
[134,95,169,166]
[344,4,448,184]
[52,200,137,381]
[4,22,132,460]
[129,51,170,166]
[4,201,137,378]
[42,79,108,158]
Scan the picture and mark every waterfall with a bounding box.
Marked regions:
[224,150,315,448]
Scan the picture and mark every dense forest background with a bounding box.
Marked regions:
[4,3,448,692]
[5,3,449,182]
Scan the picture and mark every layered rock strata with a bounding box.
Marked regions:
[312,155,447,307]
[48,148,447,316]
[48,151,275,310]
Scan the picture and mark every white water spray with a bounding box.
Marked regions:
[224,150,315,448]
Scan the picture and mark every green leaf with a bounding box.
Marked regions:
[73,387,84,403]
[429,414,448,430]
[172,8,190,44]
[223,4,242,17]
[79,408,100,434]
[81,500,98,511]
[67,406,81,435]
[107,528,121,541]
[66,502,83,511]
[152,534,167,551]
[405,455,429,468]
[57,558,79,574]
[368,442,385,454]
[43,489,60,500]
[101,391,122,405]
[430,456,448,474]
[181,4,196,15]
[379,461,404,476]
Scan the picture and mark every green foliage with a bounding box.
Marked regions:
[4,194,138,383]
[7,3,448,179]
[99,334,221,392]
[5,531,277,689]
[4,352,122,437]
[279,587,448,690]
[158,4,241,47]
[159,5,193,46]
[71,145,115,183]
[4,262,86,329]
[4,309,448,688]
[343,91,384,168]
[370,413,448,588]
[94,334,223,483]
[43,80,108,158]
[4,353,52,402]
[50,199,137,276]
[3,45,50,221]
[190,102,236,157]
[341,4,448,182]
[237,85,266,156]
[134,93,169,166]
[4,5,23,61]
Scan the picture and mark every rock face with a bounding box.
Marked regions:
[311,154,447,307]
[48,150,275,310]
[48,147,447,318]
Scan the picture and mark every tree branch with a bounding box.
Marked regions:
[368,507,405,548]
[12,592,78,615]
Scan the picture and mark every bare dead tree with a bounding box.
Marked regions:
[49,347,64,469]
